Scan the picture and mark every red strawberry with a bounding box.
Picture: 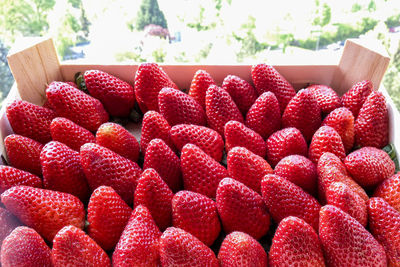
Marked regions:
[188,69,216,109]
[80,143,142,205]
[319,205,387,267]
[205,84,244,136]
[112,205,162,266]
[266,127,308,167]
[222,74,258,115]
[46,81,109,132]
[170,124,224,161]
[96,122,140,162]
[172,190,221,246]
[50,117,96,151]
[87,186,132,251]
[140,110,175,153]
[134,168,173,231]
[274,155,318,196]
[84,70,135,117]
[322,107,354,153]
[251,64,296,113]
[0,166,42,194]
[143,138,182,192]
[0,207,21,251]
[245,92,281,139]
[6,100,55,144]
[326,182,367,226]
[218,231,267,267]
[159,87,207,126]
[307,84,341,114]
[134,62,178,112]
[4,134,43,176]
[181,144,228,198]
[282,88,321,142]
[159,227,219,266]
[52,225,111,267]
[374,173,400,213]
[355,91,389,148]
[269,216,325,267]
[341,80,373,118]
[216,178,270,240]
[224,120,266,157]
[41,141,90,202]
[345,147,395,189]
[227,146,273,193]
[1,226,52,267]
[308,126,346,164]
[1,186,85,242]
[261,174,321,230]
[368,197,400,266]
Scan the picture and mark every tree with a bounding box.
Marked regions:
[136,0,167,31]
[312,0,331,28]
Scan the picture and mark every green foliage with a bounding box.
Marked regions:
[152,47,166,62]
[351,3,362,12]
[67,0,81,9]
[368,0,376,12]
[0,40,13,101]
[385,13,400,29]
[115,51,146,62]
[313,0,331,27]
[187,6,216,31]
[136,0,167,31]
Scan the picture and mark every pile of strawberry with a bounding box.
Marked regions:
[0,62,398,266]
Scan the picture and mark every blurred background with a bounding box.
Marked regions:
[1,0,400,109]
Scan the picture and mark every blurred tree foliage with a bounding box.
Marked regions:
[0,41,13,102]
[136,0,167,30]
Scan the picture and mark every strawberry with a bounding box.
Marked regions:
[159,227,219,266]
[50,117,96,151]
[374,173,400,213]
[216,178,270,240]
[355,91,389,148]
[344,147,395,190]
[224,120,266,157]
[80,143,142,205]
[245,92,281,139]
[261,174,321,230]
[41,141,90,202]
[134,62,178,112]
[308,126,346,164]
[188,69,216,109]
[341,80,373,118]
[282,88,321,142]
[112,205,162,266]
[322,107,355,153]
[274,155,318,196]
[269,216,325,267]
[1,186,85,242]
[251,64,296,113]
[218,231,267,267]
[87,186,132,251]
[6,100,55,144]
[134,168,173,231]
[326,182,367,226]
[0,166,42,194]
[4,134,43,176]
[170,124,224,161]
[46,81,109,132]
[222,74,258,115]
[52,225,111,267]
[227,146,273,193]
[83,70,135,117]
[307,84,341,114]
[181,143,228,198]
[319,205,387,267]
[368,197,400,266]
[0,207,21,251]
[96,122,140,162]
[1,226,52,267]
[140,110,175,153]
[172,190,221,246]
[266,127,308,167]
[159,87,207,126]
[205,84,244,136]
[143,138,182,192]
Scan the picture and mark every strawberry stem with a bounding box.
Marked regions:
[75,72,88,93]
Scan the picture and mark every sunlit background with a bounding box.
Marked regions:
[1,0,400,108]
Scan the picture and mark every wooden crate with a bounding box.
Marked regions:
[1,37,399,160]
